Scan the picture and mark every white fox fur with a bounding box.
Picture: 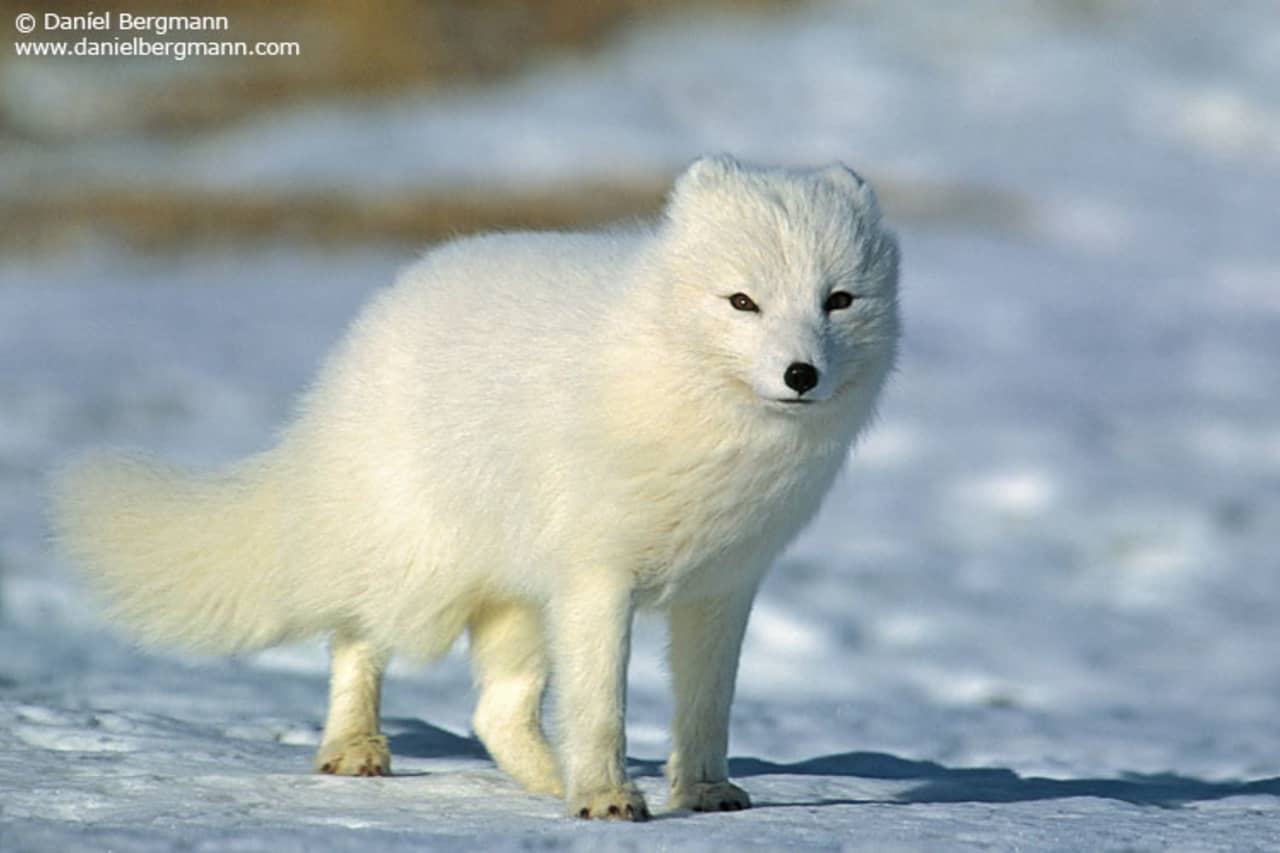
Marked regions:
[51,155,900,820]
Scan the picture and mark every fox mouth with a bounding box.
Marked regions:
[774,398,816,406]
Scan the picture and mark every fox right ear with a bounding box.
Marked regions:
[674,154,742,194]
[667,154,742,219]
[820,162,881,218]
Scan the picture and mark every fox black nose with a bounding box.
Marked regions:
[784,362,819,395]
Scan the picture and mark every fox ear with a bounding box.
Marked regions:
[674,153,742,194]
[821,163,880,214]
[667,154,743,219]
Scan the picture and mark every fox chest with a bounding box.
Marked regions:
[614,442,842,597]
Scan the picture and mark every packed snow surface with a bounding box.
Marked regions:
[3,1,1279,849]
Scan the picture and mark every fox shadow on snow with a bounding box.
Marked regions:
[385,719,1279,809]
[722,753,1279,809]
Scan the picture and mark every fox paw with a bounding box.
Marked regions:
[569,784,651,821]
[314,734,390,777]
[669,780,751,812]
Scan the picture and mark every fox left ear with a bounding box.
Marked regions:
[820,163,880,215]
[821,163,865,190]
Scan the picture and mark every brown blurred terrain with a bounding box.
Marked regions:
[1,0,1031,250]
[2,0,757,248]
[2,177,1032,251]
[3,0,783,133]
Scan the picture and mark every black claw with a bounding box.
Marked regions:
[607,804,620,817]
[578,807,591,819]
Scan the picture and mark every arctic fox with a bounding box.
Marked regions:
[51,155,900,820]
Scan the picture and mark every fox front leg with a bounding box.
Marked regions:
[548,573,650,821]
[664,588,755,812]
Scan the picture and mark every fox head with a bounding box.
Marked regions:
[657,155,901,419]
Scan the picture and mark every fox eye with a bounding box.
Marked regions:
[728,293,759,312]
[824,291,857,312]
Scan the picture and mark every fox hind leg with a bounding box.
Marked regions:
[314,630,391,777]
[469,601,563,796]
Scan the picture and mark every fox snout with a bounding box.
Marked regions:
[783,362,819,395]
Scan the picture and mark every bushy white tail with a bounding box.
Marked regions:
[50,453,304,654]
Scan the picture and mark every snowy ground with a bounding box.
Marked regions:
[3,1,1280,850]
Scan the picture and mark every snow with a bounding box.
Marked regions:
[3,1,1280,849]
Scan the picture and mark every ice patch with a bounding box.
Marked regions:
[1149,84,1280,162]
[747,601,829,656]
[854,423,922,468]
[1039,195,1137,253]
[14,724,139,753]
[1212,261,1280,313]
[961,470,1057,517]
[873,612,933,648]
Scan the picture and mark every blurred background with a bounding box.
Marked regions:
[2,0,1280,842]
[0,0,1055,251]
